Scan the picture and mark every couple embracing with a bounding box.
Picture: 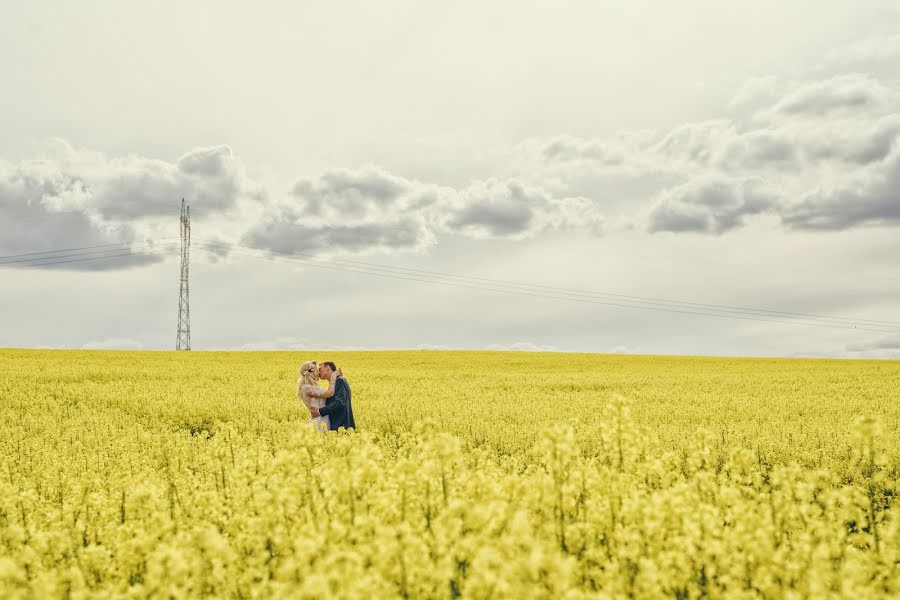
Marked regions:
[297,360,355,431]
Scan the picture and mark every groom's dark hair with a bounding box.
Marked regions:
[323,361,337,372]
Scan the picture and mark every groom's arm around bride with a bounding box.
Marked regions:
[310,362,355,430]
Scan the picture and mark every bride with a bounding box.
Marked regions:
[297,360,339,431]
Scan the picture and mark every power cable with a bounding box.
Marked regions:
[14,246,180,268]
[189,241,900,335]
[1,242,181,266]
[7,235,896,334]
[193,238,900,331]
[0,238,180,262]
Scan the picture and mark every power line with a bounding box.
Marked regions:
[0,241,181,266]
[188,240,900,335]
[7,235,893,327]
[7,234,896,335]
[0,238,179,261]
[196,238,900,328]
[16,247,179,269]
[193,238,900,332]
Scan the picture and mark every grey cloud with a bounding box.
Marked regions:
[553,196,607,236]
[672,112,898,171]
[243,217,433,255]
[93,145,259,220]
[771,74,894,117]
[534,74,898,174]
[0,161,163,270]
[89,159,187,220]
[714,129,799,170]
[0,141,265,270]
[177,145,235,176]
[749,75,899,168]
[531,72,900,234]
[260,72,899,248]
[445,179,540,237]
[647,176,778,234]
[539,136,628,166]
[318,168,409,202]
[802,114,900,165]
[657,90,897,171]
[782,147,900,230]
[447,202,533,236]
[245,168,605,256]
[519,130,659,179]
[444,178,604,239]
[713,113,900,170]
[846,335,900,352]
[311,221,429,252]
[291,166,417,220]
[244,166,442,256]
[653,119,736,165]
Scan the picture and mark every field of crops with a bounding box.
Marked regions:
[1,349,899,598]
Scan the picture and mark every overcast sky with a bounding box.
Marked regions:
[2,1,900,358]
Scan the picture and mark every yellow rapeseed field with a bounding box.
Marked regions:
[1,349,899,598]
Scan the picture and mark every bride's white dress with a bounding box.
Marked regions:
[299,382,331,431]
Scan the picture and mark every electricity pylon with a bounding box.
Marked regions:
[176,199,191,350]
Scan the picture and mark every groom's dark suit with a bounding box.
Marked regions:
[318,375,355,430]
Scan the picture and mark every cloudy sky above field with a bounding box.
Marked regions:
[2,1,900,358]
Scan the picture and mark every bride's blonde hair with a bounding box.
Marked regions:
[299,361,319,387]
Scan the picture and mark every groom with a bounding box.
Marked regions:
[310,361,355,430]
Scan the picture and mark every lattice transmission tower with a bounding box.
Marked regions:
[176,199,191,350]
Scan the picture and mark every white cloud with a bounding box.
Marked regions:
[210,338,399,352]
[82,338,145,350]
[611,345,641,354]
[216,337,315,351]
[483,341,563,352]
